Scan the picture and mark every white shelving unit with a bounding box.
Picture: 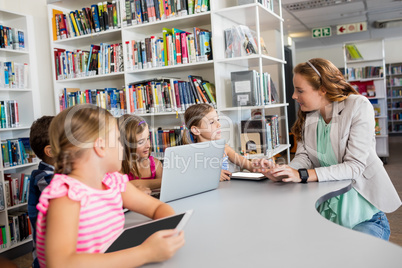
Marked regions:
[0,9,40,253]
[47,0,290,163]
[386,62,402,134]
[343,39,389,163]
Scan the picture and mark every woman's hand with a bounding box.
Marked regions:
[140,229,185,263]
[252,159,300,182]
[220,170,232,181]
[269,165,301,183]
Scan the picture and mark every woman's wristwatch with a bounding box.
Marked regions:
[298,169,309,183]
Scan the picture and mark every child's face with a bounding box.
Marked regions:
[106,122,123,172]
[195,110,221,142]
[136,125,150,159]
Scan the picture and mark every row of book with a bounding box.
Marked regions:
[0,100,19,129]
[0,212,32,248]
[387,77,402,87]
[2,173,31,207]
[240,115,280,156]
[0,25,25,50]
[0,62,29,89]
[122,0,210,27]
[149,126,184,159]
[54,43,123,80]
[389,111,402,121]
[52,1,122,41]
[127,75,216,114]
[346,66,384,81]
[390,124,402,132]
[224,25,268,58]
[59,87,127,117]
[389,101,402,109]
[388,65,402,75]
[1,137,36,168]
[389,89,402,98]
[125,27,211,71]
[231,70,278,107]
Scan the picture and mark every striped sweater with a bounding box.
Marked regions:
[36,172,128,267]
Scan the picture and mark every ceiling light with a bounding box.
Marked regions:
[283,0,354,11]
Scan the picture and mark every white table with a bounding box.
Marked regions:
[125,179,402,267]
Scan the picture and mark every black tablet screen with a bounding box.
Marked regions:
[105,213,185,253]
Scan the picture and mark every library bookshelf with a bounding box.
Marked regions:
[386,62,402,134]
[0,9,40,253]
[343,39,389,163]
[47,0,290,164]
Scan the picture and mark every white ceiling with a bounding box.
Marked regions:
[282,0,402,49]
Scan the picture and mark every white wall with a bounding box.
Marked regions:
[294,36,402,68]
[384,37,402,64]
[294,45,344,68]
[0,0,55,117]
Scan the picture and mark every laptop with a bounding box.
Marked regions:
[158,139,225,203]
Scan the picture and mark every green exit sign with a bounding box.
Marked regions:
[312,27,332,38]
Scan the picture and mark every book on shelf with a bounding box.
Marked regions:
[1,225,8,248]
[345,44,363,60]
[1,138,35,168]
[7,211,32,245]
[225,25,265,58]
[231,70,278,107]
[3,173,30,207]
[4,179,11,207]
[241,116,280,156]
[126,26,211,71]
[265,114,280,149]
[346,66,383,80]
[0,25,25,50]
[241,119,268,155]
[240,132,262,155]
[350,80,384,99]
[0,100,20,129]
[150,126,185,159]
[54,43,123,80]
[127,75,215,114]
[0,182,4,211]
[52,1,121,41]
[0,61,29,89]
[59,87,127,116]
[121,0,209,27]
[193,27,211,62]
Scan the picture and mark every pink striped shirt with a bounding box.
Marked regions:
[36,172,128,267]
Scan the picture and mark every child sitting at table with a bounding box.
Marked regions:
[119,114,163,193]
[183,103,254,181]
[36,105,184,267]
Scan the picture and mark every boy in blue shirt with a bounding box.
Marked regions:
[27,116,54,268]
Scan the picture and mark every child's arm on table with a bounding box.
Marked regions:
[122,182,174,219]
[45,185,183,268]
[225,145,253,171]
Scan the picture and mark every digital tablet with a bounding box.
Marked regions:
[230,172,267,181]
[104,210,193,253]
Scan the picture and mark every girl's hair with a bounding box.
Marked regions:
[291,58,359,141]
[119,114,148,179]
[183,103,214,144]
[49,104,115,174]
